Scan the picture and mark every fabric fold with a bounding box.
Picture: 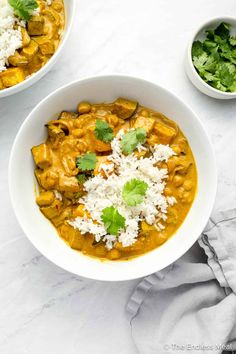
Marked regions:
[127,209,236,354]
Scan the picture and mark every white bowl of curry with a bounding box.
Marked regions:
[0,0,75,98]
[9,75,217,281]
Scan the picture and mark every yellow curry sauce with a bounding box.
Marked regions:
[0,0,64,90]
[32,98,197,261]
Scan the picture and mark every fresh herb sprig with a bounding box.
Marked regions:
[76,152,97,171]
[8,0,39,21]
[76,174,88,184]
[120,128,146,155]
[122,179,148,206]
[95,119,114,143]
[192,22,236,92]
[101,206,125,236]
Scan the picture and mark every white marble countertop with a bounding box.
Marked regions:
[1,0,236,353]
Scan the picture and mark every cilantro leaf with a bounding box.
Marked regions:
[8,0,38,21]
[215,62,235,87]
[76,174,87,184]
[192,53,208,74]
[229,37,236,46]
[192,41,205,58]
[203,72,216,82]
[203,40,218,53]
[95,119,114,142]
[76,152,97,171]
[120,128,146,155]
[101,206,125,235]
[122,179,148,206]
[215,22,230,40]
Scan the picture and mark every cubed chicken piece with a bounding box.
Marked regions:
[21,40,39,60]
[60,224,84,249]
[40,199,62,219]
[94,138,111,153]
[39,41,55,55]
[21,28,31,47]
[26,54,45,74]
[59,224,72,242]
[0,68,25,88]
[8,51,28,67]
[52,1,63,12]
[69,229,85,251]
[58,175,81,192]
[153,122,177,144]
[52,207,73,227]
[112,98,138,119]
[45,21,59,39]
[27,16,45,35]
[47,124,65,140]
[94,156,114,176]
[35,169,58,189]
[31,144,52,169]
[86,130,111,153]
[33,35,55,55]
[36,191,55,206]
[43,8,61,26]
[134,116,155,134]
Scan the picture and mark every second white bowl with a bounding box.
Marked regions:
[0,0,76,99]
[185,17,236,99]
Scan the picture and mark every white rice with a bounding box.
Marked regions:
[68,129,177,249]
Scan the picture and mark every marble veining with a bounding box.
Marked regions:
[1,0,236,353]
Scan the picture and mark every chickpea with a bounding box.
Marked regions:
[52,2,63,11]
[72,128,84,138]
[77,141,88,153]
[140,109,149,117]
[178,186,185,198]
[77,102,91,114]
[172,145,181,155]
[107,249,121,260]
[106,114,119,127]
[164,187,172,196]
[173,175,184,187]
[183,180,193,191]
[74,119,83,129]
[67,156,76,170]
[181,191,191,203]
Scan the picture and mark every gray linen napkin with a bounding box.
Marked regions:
[127,209,236,354]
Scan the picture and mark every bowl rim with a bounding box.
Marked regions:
[0,0,76,99]
[187,16,236,97]
[8,74,217,281]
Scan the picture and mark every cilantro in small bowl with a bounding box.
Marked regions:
[186,17,236,99]
[192,22,236,93]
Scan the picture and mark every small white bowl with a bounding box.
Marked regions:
[0,0,76,99]
[9,75,217,281]
[185,17,236,99]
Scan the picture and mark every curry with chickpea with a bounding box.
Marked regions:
[0,0,64,90]
[32,98,197,261]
